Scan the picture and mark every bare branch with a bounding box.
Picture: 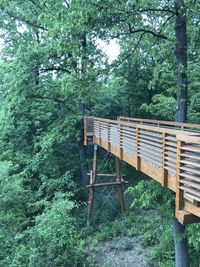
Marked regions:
[40,67,71,74]
[63,0,70,8]
[153,13,175,45]
[111,32,146,71]
[27,0,43,10]
[129,28,168,40]
[30,94,74,112]
[139,8,174,14]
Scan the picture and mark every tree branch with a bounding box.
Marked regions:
[0,5,47,31]
[153,13,175,45]
[111,31,146,71]
[63,0,70,8]
[27,0,43,10]
[139,8,174,14]
[129,28,168,40]
[30,94,74,112]
[40,67,71,74]
[111,27,168,40]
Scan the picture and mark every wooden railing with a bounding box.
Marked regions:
[84,116,200,224]
[119,116,200,132]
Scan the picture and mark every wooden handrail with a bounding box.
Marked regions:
[88,116,199,135]
[118,116,200,130]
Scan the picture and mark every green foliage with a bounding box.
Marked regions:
[0,161,88,266]
[188,93,200,123]
[127,180,175,266]
[141,94,177,120]
[0,161,29,265]
[12,194,86,267]
[187,224,200,266]
[126,180,174,209]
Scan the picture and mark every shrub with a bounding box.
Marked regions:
[12,194,87,267]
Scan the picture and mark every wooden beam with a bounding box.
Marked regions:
[87,145,98,222]
[87,181,128,188]
[115,156,126,215]
[87,173,125,177]
[177,210,200,225]
[184,202,200,218]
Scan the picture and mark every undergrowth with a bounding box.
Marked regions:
[84,179,200,267]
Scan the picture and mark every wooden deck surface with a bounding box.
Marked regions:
[84,116,200,224]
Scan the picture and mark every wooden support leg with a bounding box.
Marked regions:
[87,145,97,225]
[115,156,125,215]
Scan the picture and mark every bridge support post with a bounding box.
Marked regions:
[173,218,190,267]
[87,147,127,225]
[87,144,97,225]
[115,156,125,215]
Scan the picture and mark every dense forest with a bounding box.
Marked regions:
[0,0,200,266]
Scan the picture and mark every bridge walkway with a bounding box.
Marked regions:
[84,116,200,224]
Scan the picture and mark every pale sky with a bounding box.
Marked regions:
[0,37,120,63]
[97,39,120,63]
[0,38,3,49]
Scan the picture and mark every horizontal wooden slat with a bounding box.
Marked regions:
[185,193,200,203]
[179,179,200,190]
[179,166,200,176]
[140,130,163,139]
[179,172,200,182]
[181,152,200,161]
[139,146,161,157]
[139,151,162,164]
[180,160,200,169]
[139,134,163,143]
[179,145,200,153]
[139,139,163,149]
[179,186,200,198]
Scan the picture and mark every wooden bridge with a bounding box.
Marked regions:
[84,116,200,224]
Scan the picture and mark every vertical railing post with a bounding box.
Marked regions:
[119,122,122,159]
[136,126,140,171]
[162,132,168,187]
[84,117,87,145]
[107,121,111,152]
[99,121,102,146]
[92,117,95,143]
[176,140,184,219]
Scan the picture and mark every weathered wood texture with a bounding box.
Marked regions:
[84,117,200,224]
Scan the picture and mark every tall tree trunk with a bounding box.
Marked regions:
[78,100,89,187]
[173,1,189,267]
[173,218,190,267]
[78,33,89,186]
[175,0,187,122]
